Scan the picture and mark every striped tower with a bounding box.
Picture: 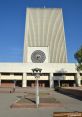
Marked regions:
[23,8,67,63]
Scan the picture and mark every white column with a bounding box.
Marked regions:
[50,73,54,88]
[58,79,60,87]
[10,73,15,87]
[0,73,1,86]
[22,73,27,87]
[76,72,81,87]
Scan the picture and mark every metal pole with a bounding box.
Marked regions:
[36,77,39,108]
[32,68,42,108]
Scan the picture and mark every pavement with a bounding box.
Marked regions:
[0,87,82,117]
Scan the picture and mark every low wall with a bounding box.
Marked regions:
[0,83,14,88]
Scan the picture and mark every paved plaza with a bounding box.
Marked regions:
[0,87,82,117]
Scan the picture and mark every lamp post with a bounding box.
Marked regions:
[32,68,42,108]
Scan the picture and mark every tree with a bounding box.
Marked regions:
[74,46,82,71]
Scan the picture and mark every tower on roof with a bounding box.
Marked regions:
[23,8,67,63]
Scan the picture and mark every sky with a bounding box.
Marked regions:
[0,0,82,63]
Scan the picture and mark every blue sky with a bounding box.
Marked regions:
[0,0,82,63]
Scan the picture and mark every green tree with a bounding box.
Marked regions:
[74,46,82,70]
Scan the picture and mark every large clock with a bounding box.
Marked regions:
[31,50,46,63]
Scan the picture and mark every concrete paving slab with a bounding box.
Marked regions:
[0,87,82,117]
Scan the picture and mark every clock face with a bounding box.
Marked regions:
[31,50,46,63]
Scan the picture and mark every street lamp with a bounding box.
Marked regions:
[32,68,42,108]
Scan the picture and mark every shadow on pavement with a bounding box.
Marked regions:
[56,90,82,101]
[56,88,82,101]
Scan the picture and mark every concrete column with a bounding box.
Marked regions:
[75,72,81,87]
[0,73,1,86]
[22,73,27,87]
[58,79,60,87]
[50,73,54,88]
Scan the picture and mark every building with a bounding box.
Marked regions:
[0,8,82,88]
[23,8,67,63]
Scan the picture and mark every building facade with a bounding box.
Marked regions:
[23,8,67,63]
[0,8,82,88]
[0,63,82,88]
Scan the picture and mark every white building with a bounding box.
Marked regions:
[23,8,67,63]
[0,8,82,88]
